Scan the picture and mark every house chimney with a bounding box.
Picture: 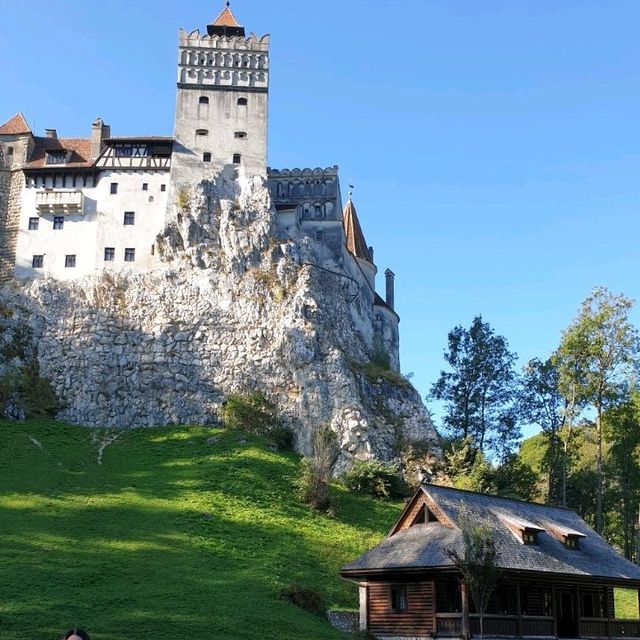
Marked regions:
[90,118,110,159]
[385,269,395,310]
[45,129,57,139]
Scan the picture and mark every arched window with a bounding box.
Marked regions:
[7,146,13,156]
[234,132,247,139]
[232,154,241,165]
[237,97,248,106]
[199,96,209,105]
[196,129,209,137]
[203,153,211,162]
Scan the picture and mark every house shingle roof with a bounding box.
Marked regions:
[0,113,31,135]
[343,199,372,263]
[24,137,93,169]
[342,484,640,582]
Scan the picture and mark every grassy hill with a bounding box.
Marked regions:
[0,420,402,640]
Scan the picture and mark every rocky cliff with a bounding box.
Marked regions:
[0,171,439,470]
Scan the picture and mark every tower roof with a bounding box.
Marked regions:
[0,113,32,136]
[343,199,372,263]
[207,2,246,37]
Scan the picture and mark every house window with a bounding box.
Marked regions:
[199,96,209,104]
[565,536,579,550]
[582,592,606,619]
[233,154,241,164]
[390,586,408,613]
[65,254,76,268]
[142,183,148,191]
[523,530,539,545]
[110,183,118,195]
[124,248,135,262]
[104,247,115,262]
[28,217,39,231]
[234,131,247,139]
[53,216,64,230]
[32,255,44,268]
[237,97,248,106]
[123,212,135,226]
[46,151,67,165]
[195,129,209,137]
[203,153,211,162]
[161,184,166,192]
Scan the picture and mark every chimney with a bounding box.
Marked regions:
[91,118,110,159]
[385,269,395,310]
[368,245,374,263]
[45,129,57,139]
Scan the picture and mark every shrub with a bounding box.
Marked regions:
[221,392,278,436]
[342,459,403,499]
[296,425,337,511]
[268,424,294,451]
[280,582,325,616]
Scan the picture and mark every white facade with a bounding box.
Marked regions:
[16,170,169,279]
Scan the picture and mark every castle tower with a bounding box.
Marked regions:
[170,3,270,183]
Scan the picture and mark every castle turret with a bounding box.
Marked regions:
[170,3,269,183]
[385,269,395,310]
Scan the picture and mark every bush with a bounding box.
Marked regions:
[221,392,278,436]
[269,424,294,451]
[296,425,337,511]
[280,582,326,616]
[342,460,403,499]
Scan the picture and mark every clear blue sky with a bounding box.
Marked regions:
[1,1,639,438]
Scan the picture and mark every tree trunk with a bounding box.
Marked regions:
[596,402,604,534]
[479,613,484,640]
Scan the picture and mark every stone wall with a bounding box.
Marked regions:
[0,169,21,284]
[326,610,359,635]
[0,171,440,468]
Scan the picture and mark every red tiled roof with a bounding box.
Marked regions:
[0,113,32,135]
[343,199,372,263]
[24,137,93,169]
[213,5,240,27]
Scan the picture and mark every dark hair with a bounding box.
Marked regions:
[62,630,90,640]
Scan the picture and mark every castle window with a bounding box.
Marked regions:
[196,129,209,137]
[28,217,39,231]
[46,151,67,165]
[234,132,247,139]
[32,255,44,269]
[315,230,324,241]
[123,212,135,226]
[161,184,166,192]
[233,154,241,165]
[104,247,115,262]
[390,586,408,613]
[124,248,136,262]
[65,254,76,268]
[110,183,118,195]
[203,153,211,163]
[237,97,248,106]
[199,96,209,105]
[53,216,64,230]
[142,183,148,191]
[7,146,13,156]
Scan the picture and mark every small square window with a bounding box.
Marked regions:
[233,153,241,164]
[160,184,166,192]
[104,247,115,262]
[124,212,135,226]
[237,97,248,106]
[523,531,538,545]
[28,217,39,230]
[142,183,148,191]
[390,586,408,613]
[7,146,14,156]
[32,255,44,268]
[65,254,76,268]
[53,216,64,230]
[124,248,135,262]
[110,183,118,195]
[203,153,211,163]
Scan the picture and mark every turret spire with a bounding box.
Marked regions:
[208,2,245,37]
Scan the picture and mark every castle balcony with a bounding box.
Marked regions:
[36,190,84,215]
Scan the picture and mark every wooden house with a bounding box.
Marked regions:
[340,485,640,639]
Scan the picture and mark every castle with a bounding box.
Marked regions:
[0,4,399,369]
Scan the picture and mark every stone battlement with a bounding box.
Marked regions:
[178,29,270,50]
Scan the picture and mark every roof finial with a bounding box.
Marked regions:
[348,184,354,200]
[226,0,230,6]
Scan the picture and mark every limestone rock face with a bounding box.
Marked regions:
[0,172,440,468]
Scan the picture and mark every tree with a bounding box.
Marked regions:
[556,287,640,532]
[431,316,520,461]
[446,510,499,640]
[518,358,568,504]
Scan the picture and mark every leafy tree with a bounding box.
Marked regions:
[431,316,520,461]
[556,287,640,532]
[446,510,499,640]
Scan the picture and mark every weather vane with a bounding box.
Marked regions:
[348,184,354,199]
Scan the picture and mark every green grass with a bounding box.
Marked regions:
[614,588,640,620]
[0,420,402,640]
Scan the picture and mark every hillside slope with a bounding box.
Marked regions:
[0,420,402,640]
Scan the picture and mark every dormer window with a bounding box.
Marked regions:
[540,520,585,550]
[565,536,580,550]
[523,530,539,545]
[496,511,544,545]
[46,151,67,165]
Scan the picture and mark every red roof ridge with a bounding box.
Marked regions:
[343,199,372,263]
[0,112,32,135]
[213,4,240,27]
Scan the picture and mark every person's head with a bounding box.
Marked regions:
[62,629,90,640]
